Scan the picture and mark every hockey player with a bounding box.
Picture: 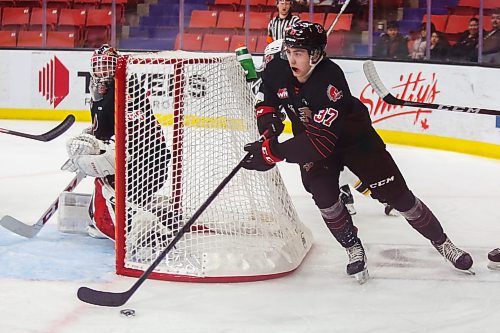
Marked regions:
[63,45,171,241]
[242,21,473,283]
[257,38,396,217]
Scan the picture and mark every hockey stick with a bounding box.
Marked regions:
[77,132,269,307]
[326,0,351,37]
[0,114,76,142]
[363,60,500,116]
[0,172,86,238]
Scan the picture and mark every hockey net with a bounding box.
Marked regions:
[115,51,312,282]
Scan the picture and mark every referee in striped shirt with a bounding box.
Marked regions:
[266,0,301,43]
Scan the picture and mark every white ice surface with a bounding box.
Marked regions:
[0,120,499,333]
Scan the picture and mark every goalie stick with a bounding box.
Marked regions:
[0,114,76,141]
[0,172,86,238]
[77,131,269,307]
[363,60,500,116]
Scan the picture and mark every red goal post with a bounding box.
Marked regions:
[114,51,312,282]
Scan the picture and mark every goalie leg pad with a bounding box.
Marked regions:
[57,192,92,234]
[89,178,116,240]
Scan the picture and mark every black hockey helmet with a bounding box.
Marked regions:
[284,21,327,54]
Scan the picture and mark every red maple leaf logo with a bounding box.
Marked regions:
[421,118,429,130]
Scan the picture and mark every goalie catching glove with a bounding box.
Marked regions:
[63,133,115,178]
[242,138,283,171]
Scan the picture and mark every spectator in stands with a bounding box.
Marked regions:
[410,22,436,60]
[429,31,449,61]
[267,0,300,43]
[373,21,408,59]
[482,9,500,65]
[450,17,480,62]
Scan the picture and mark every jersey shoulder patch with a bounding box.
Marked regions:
[326,84,343,102]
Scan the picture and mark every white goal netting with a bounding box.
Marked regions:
[115,51,312,281]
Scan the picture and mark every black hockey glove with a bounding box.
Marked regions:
[255,106,284,137]
[241,138,283,172]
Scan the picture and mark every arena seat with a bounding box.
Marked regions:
[255,34,268,53]
[212,0,241,11]
[188,10,218,29]
[248,0,269,11]
[17,31,43,47]
[1,7,31,31]
[57,8,87,44]
[175,33,203,51]
[100,0,127,24]
[484,0,498,9]
[0,0,16,7]
[30,8,60,31]
[0,30,17,47]
[216,11,244,29]
[15,0,42,7]
[422,15,448,32]
[324,13,353,31]
[73,0,99,9]
[46,0,73,8]
[298,12,325,26]
[248,11,271,30]
[445,15,471,34]
[325,31,345,56]
[229,34,258,53]
[201,33,231,52]
[483,16,492,31]
[84,9,112,47]
[47,31,76,47]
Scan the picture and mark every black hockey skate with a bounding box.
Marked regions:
[432,235,474,274]
[346,241,369,284]
[487,248,500,270]
[340,185,356,215]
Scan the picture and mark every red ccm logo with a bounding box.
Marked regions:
[38,56,69,108]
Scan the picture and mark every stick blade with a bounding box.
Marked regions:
[0,216,41,238]
[39,114,76,142]
[362,60,391,98]
[77,287,131,307]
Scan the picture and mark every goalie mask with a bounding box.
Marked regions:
[91,44,119,83]
[284,21,327,65]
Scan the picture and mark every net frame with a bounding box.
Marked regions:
[115,51,313,282]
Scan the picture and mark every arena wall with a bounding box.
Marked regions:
[0,50,498,159]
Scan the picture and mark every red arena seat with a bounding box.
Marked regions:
[47,31,76,48]
[189,10,218,29]
[175,33,203,51]
[201,33,231,52]
[17,31,43,47]
[0,30,17,47]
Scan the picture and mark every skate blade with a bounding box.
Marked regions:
[352,269,369,284]
[453,267,475,275]
[487,262,500,271]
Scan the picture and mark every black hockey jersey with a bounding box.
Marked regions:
[90,81,170,205]
[257,57,379,164]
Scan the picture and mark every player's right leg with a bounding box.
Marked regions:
[88,177,116,240]
[344,140,473,274]
[300,160,369,284]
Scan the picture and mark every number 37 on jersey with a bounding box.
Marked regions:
[313,107,339,127]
